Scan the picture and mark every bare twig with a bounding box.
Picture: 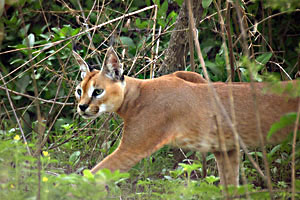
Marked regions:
[3,6,294,58]
[233,9,300,51]
[134,51,165,77]
[0,85,73,105]
[188,2,231,196]
[1,41,71,86]
[269,61,292,80]
[76,0,101,66]
[225,2,237,82]
[152,26,162,78]
[0,5,156,84]
[186,0,195,72]
[179,148,199,179]
[150,4,158,78]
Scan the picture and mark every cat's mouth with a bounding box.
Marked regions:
[78,106,104,119]
[81,113,96,119]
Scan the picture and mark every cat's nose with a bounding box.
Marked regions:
[79,104,89,112]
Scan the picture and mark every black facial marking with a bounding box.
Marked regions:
[114,69,119,76]
[120,74,125,82]
[92,89,104,97]
[87,63,95,72]
[77,89,82,96]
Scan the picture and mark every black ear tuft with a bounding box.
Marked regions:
[87,63,95,72]
[112,68,124,81]
[114,68,119,77]
[120,73,125,82]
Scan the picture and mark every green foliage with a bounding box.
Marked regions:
[261,0,300,11]
[267,112,298,140]
[0,137,129,199]
[202,0,213,9]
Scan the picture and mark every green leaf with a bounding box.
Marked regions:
[179,163,202,171]
[135,18,149,29]
[16,74,30,94]
[27,33,35,48]
[206,153,215,161]
[174,0,184,6]
[202,0,213,8]
[268,144,282,158]
[158,0,168,18]
[205,175,220,184]
[69,151,81,164]
[83,169,94,180]
[120,36,135,48]
[256,52,272,65]
[267,113,297,140]
[72,28,80,36]
[206,61,223,77]
[10,58,25,65]
[61,123,73,131]
[19,24,30,38]
[51,27,60,34]
[249,151,263,158]
[296,179,300,191]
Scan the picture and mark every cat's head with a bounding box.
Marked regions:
[73,47,125,119]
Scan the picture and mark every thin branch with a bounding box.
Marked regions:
[225,2,236,81]
[134,51,165,77]
[150,4,158,78]
[0,5,156,84]
[1,41,71,86]
[269,61,292,80]
[186,0,195,72]
[0,85,73,105]
[1,6,295,57]
[233,9,300,51]
[152,26,162,78]
[77,0,101,66]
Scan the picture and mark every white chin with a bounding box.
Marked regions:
[78,104,111,119]
[80,111,105,119]
[80,113,96,119]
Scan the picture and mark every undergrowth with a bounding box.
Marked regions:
[1,125,299,199]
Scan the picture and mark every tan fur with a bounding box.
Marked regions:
[73,47,299,186]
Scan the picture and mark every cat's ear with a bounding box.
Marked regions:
[72,46,90,79]
[101,47,124,81]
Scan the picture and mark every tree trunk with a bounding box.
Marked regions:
[158,0,203,75]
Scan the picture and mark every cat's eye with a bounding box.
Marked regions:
[92,89,104,97]
[77,89,82,96]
